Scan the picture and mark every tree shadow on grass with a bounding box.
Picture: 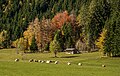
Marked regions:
[60,56,80,58]
[50,56,80,58]
[50,57,59,58]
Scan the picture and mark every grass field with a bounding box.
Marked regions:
[0,49,120,76]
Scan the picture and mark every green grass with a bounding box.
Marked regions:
[0,49,120,76]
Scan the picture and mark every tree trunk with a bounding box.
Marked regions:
[54,51,57,57]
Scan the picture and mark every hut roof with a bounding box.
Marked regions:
[65,48,75,51]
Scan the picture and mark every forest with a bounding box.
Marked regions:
[0,0,120,57]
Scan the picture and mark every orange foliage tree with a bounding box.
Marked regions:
[51,11,71,29]
[23,17,52,51]
[23,18,41,49]
[17,11,78,51]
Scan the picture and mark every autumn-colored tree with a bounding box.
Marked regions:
[23,22,34,48]
[23,11,78,52]
[0,30,8,48]
[23,17,52,51]
[40,18,52,51]
[23,17,40,50]
[33,17,42,50]
[69,10,80,41]
[12,39,19,48]
[0,30,7,44]
[12,37,28,53]
[17,37,27,51]
[51,11,70,29]
[96,28,107,56]
[69,10,77,26]
[51,11,79,50]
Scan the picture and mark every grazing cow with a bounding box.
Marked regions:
[55,61,58,64]
[67,62,71,65]
[29,59,33,62]
[78,63,82,66]
[15,59,19,62]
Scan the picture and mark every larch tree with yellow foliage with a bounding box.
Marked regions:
[96,28,107,56]
[0,30,8,48]
[12,37,28,54]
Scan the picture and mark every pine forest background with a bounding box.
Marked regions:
[0,0,120,57]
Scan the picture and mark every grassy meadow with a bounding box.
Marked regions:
[0,49,120,76]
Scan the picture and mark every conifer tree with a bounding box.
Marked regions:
[50,31,61,57]
[104,5,120,56]
[30,36,38,53]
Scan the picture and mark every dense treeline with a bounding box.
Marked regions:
[104,0,120,56]
[0,0,120,57]
[0,0,85,40]
[0,0,88,48]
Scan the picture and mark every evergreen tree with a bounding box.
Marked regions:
[77,0,110,51]
[62,23,74,48]
[30,36,38,53]
[104,3,120,56]
[50,32,61,57]
[54,30,64,51]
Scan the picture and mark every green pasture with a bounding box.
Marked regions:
[0,49,120,76]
